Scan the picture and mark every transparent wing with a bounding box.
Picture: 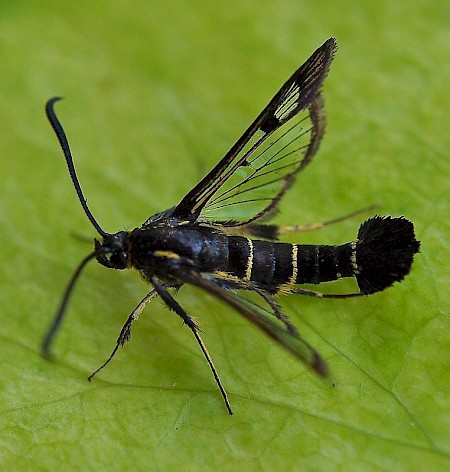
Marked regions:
[170,38,337,226]
[200,93,325,224]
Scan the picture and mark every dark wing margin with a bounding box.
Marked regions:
[170,38,337,225]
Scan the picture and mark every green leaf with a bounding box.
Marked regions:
[1,1,448,470]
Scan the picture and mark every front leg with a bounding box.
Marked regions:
[88,289,158,381]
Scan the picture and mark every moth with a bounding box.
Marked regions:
[42,38,420,414]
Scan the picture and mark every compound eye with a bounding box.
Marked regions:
[108,251,128,269]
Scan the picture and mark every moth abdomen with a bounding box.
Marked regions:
[221,216,420,295]
[223,237,355,288]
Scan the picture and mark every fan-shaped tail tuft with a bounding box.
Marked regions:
[355,216,420,295]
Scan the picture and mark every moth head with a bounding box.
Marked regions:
[95,231,130,270]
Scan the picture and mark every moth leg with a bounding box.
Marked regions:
[277,205,378,234]
[206,272,297,335]
[88,289,158,381]
[151,275,233,415]
[207,272,298,335]
[288,287,365,298]
[252,287,299,336]
[242,205,377,239]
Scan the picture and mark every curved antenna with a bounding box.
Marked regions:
[41,250,98,358]
[46,97,107,237]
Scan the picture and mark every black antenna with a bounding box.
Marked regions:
[42,251,98,358]
[43,98,108,357]
[45,97,107,238]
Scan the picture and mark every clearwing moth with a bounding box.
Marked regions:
[42,38,420,414]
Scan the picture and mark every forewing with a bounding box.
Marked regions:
[200,93,325,224]
[171,38,337,225]
[182,270,328,377]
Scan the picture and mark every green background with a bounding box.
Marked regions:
[1,1,448,470]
